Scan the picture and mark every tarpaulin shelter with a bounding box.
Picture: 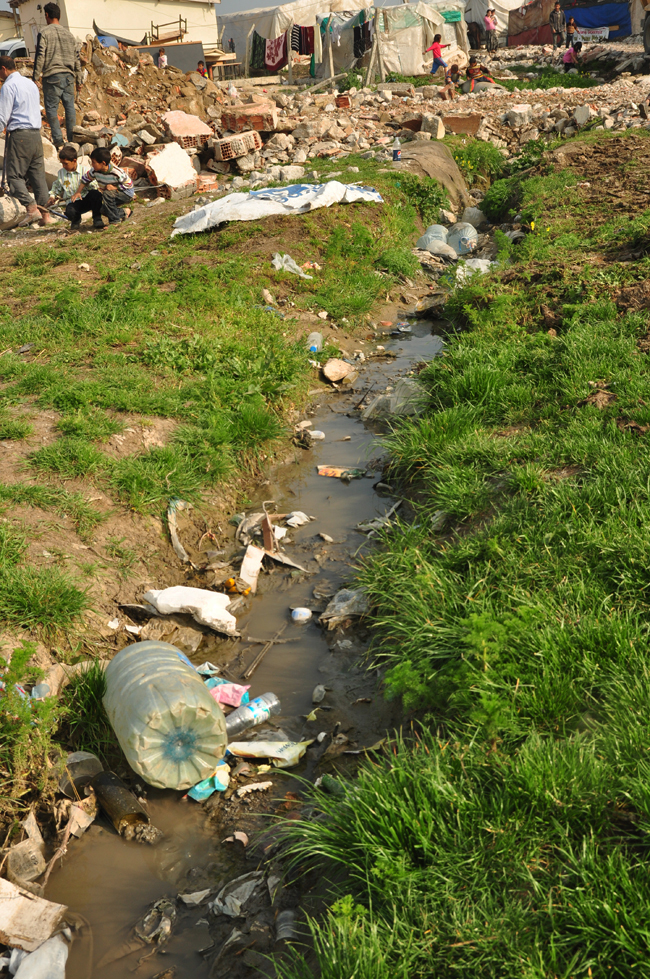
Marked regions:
[464,0,523,42]
[376,1,469,76]
[507,0,634,43]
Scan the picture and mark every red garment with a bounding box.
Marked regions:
[427,41,442,58]
[197,65,207,77]
[265,32,288,71]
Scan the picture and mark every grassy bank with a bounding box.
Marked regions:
[0,156,441,819]
[280,131,650,977]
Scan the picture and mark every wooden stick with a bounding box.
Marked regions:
[243,623,288,679]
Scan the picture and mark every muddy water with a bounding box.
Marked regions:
[46,322,444,979]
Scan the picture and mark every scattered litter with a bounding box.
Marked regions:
[317,731,327,742]
[59,751,103,798]
[310,430,326,440]
[91,770,163,845]
[125,624,141,635]
[344,738,387,755]
[276,909,297,942]
[222,831,249,847]
[318,310,328,320]
[312,684,327,703]
[236,780,274,798]
[167,498,197,569]
[317,465,366,481]
[291,607,312,624]
[211,871,265,917]
[0,878,67,952]
[352,697,372,705]
[303,708,320,722]
[172,182,384,236]
[356,501,402,536]
[286,511,312,528]
[204,678,250,707]
[225,692,281,738]
[107,617,119,629]
[322,358,355,383]
[319,533,334,543]
[306,331,322,352]
[196,662,221,677]
[239,543,265,594]
[187,760,231,802]
[320,589,370,630]
[104,641,228,790]
[9,934,69,978]
[227,740,313,769]
[135,897,177,947]
[363,378,427,420]
[179,889,212,906]
[272,253,313,279]
[456,258,498,282]
[235,511,264,544]
[143,586,239,637]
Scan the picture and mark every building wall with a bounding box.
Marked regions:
[0,12,19,43]
[16,0,218,56]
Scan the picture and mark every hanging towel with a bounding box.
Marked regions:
[265,32,287,71]
[300,26,315,55]
[250,31,266,70]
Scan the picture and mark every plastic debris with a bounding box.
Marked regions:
[312,684,327,703]
[236,780,274,798]
[272,253,313,279]
[135,897,177,947]
[239,543,265,594]
[205,678,250,707]
[291,607,312,624]
[11,934,69,978]
[91,771,163,845]
[456,258,498,282]
[59,751,103,798]
[104,641,228,790]
[276,909,297,942]
[167,498,197,569]
[356,501,402,536]
[0,878,67,952]
[171,182,384,236]
[187,760,231,802]
[363,378,427,420]
[306,331,323,352]
[310,430,326,440]
[179,889,212,906]
[227,740,313,769]
[317,465,365,480]
[143,586,239,637]
[210,870,265,917]
[320,589,370,630]
[196,661,221,677]
[286,511,312,528]
[222,831,249,846]
[225,692,281,738]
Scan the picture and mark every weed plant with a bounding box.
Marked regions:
[278,136,650,977]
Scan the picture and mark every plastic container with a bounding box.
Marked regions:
[392,137,401,161]
[30,683,50,701]
[447,221,479,256]
[291,607,312,624]
[224,692,281,739]
[59,750,104,799]
[103,641,228,790]
[90,770,151,838]
[306,331,323,353]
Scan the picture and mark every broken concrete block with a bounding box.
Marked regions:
[421,114,445,139]
[235,153,257,173]
[220,102,278,133]
[574,104,596,127]
[213,130,263,162]
[146,141,197,188]
[293,148,308,164]
[441,113,482,135]
[138,129,156,145]
[378,82,416,96]
[413,131,432,141]
[417,85,440,99]
[157,179,198,200]
[278,165,305,181]
[506,103,533,127]
[162,110,212,149]
[0,877,68,952]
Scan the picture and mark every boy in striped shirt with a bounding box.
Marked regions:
[69,146,134,229]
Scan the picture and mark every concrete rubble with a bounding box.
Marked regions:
[4,32,650,227]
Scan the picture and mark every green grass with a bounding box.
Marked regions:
[60,661,115,764]
[278,134,650,978]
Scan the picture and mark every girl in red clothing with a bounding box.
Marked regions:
[425,33,451,75]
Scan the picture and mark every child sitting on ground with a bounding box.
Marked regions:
[68,146,134,230]
[563,40,582,71]
[47,145,97,230]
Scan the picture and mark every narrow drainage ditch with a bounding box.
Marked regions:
[46,320,445,979]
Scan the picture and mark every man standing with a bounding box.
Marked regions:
[549,2,566,50]
[33,2,81,148]
[0,56,52,225]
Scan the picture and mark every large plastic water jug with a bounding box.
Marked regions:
[447,222,478,255]
[103,641,227,790]
[416,224,448,250]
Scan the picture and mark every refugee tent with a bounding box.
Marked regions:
[507,0,634,44]
[377,1,469,76]
[464,0,522,43]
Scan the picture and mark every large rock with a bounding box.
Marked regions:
[377,82,416,96]
[394,141,469,210]
[574,104,596,127]
[421,114,445,139]
[506,104,532,127]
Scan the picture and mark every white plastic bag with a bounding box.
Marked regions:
[143,586,239,637]
[13,935,69,978]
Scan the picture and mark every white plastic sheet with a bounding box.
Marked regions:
[171,182,384,237]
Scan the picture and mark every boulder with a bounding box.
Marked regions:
[421,114,445,139]
[394,141,469,209]
[323,359,355,383]
[574,104,596,127]
[506,103,532,127]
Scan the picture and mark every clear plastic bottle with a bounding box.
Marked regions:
[306,331,323,353]
[225,692,281,739]
[392,137,401,161]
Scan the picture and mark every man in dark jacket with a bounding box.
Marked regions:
[33,2,82,148]
[549,2,566,50]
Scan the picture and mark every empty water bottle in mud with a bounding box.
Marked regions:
[225,692,281,738]
[393,137,401,161]
[306,331,323,353]
[90,770,163,845]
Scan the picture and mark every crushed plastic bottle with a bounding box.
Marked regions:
[225,692,281,739]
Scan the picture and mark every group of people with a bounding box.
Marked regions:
[0,1,134,229]
[425,34,495,100]
[550,2,584,71]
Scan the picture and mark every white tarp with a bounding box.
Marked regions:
[172,181,384,236]
[379,2,469,76]
[464,0,521,35]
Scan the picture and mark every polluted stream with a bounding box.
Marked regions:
[46,320,444,979]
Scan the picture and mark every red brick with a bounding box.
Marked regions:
[441,113,482,135]
[220,103,278,133]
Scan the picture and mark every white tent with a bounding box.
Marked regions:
[463,0,521,37]
[378,1,469,76]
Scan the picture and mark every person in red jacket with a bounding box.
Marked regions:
[425,34,451,75]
